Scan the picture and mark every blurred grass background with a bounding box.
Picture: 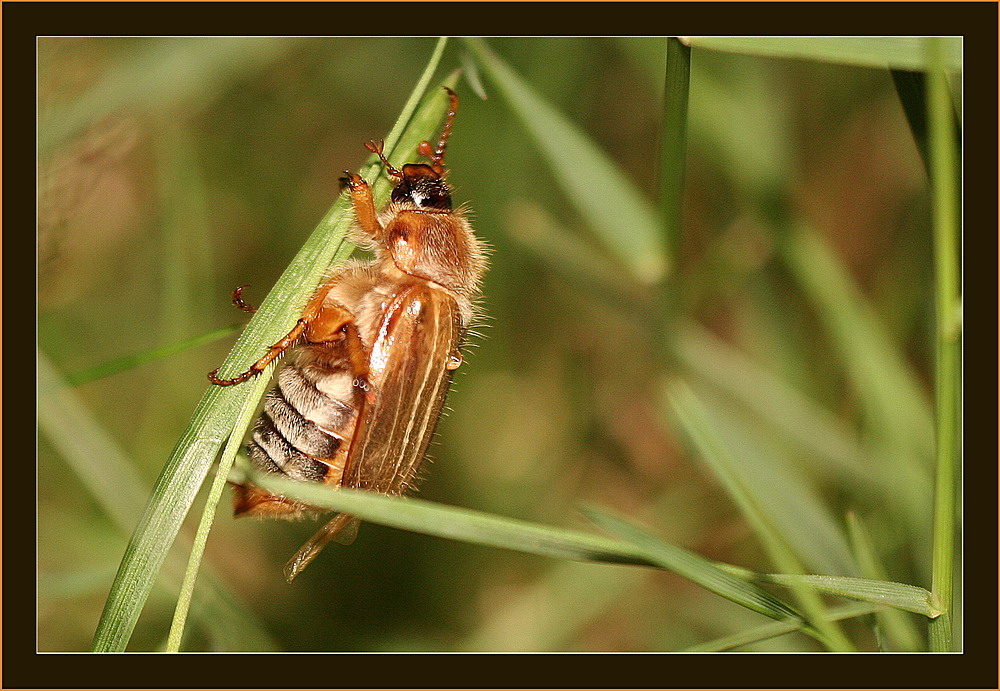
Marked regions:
[39,37,948,651]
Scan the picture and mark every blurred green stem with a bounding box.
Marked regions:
[656,37,691,351]
[658,37,690,266]
[165,378,268,651]
[67,324,240,386]
[684,602,881,652]
[926,37,961,652]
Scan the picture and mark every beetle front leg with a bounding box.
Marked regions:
[340,172,383,238]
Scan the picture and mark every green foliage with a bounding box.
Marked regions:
[38,36,955,652]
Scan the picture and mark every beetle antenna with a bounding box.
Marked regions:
[364,139,403,180]
[426,87,459,174]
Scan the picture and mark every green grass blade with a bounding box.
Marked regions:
[686,37,962,72]
[684,602,881,653]
[847,512,924,650]
[38,353,278,651]
[579,507,807,626]
[926,36,961,653]
[664,378,855,651]
[66,324,240,386]
[659,37,691,263]
[738,572,939,618]
[244,469,652,566]
[165,376,269,652]
[463,37,667,285]
[782,227,933,546]
[40,38,293,156]
[91,51,456,651]
[244,468,839,647]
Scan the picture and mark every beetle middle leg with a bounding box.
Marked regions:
[303,301,374,403]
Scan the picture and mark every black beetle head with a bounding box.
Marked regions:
[391,163,452,210]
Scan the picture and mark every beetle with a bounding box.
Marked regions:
[209,88,486,580]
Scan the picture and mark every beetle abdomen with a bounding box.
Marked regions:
[236,350,358,517]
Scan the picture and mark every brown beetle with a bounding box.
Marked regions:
[209,88,487,580]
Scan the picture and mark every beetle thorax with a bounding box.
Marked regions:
[381,206,484,300]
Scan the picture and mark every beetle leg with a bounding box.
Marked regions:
[208,279,336,386]
[304,302,374,403]
[339,171,383,237]
[231,284,257,313]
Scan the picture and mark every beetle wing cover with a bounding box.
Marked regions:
[342,282,461,494]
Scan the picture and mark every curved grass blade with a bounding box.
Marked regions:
[170,39,452,652]
[685,37,962,72]
[39,353,278,651]
[243,470,825,644]
[463,37,667,285]
[91,43,456,651]
[66,324,240,386]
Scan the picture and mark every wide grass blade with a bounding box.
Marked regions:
[664,378,854,650]
[686,37,962,72]
[463,37,667,285]
[38,353,278,651]
[91,42,455,651]
[684,602,881,652]
[926,36,962,653]
[67,324,240,386]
